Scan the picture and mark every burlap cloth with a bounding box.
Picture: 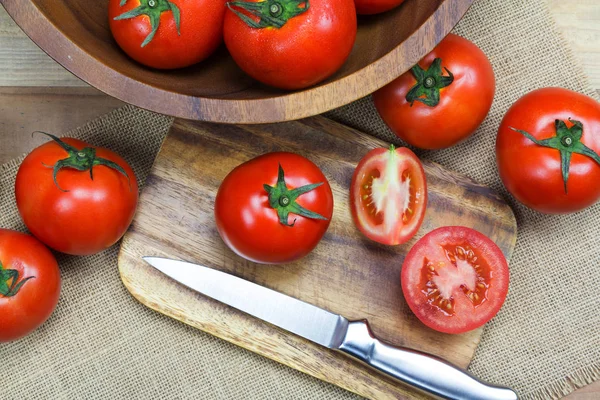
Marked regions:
[1,0,599,399]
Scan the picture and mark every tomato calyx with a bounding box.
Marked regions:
[227,0,309,29]
[510,118,600,193]
[0,261,34,298]
[263,164,327,227]
[114,0,181,47]
[36,132,132,193]
[406,58,454,107]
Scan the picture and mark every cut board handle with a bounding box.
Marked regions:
[336,320,518,400]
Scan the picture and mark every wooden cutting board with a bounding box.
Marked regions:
[118,117,517,400]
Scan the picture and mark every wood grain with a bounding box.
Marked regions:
[548,0,600,98]
[118,116,517,399]
[0,86,123,164]
[0,0,473,123]
[1,2,599,95]
[0,10,86,87]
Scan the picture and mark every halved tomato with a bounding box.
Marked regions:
[350,145,427,245]
[401,226,509,334]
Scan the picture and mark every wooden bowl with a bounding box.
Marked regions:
[1,0,472,123]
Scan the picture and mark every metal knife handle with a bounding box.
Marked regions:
[336,320,517,400]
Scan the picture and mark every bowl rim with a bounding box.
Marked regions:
[1,0,473,124]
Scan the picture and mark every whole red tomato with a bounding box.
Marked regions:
[108,0,226,69]
[373,34,495,149]
[402,226,509,334]
[354,0,404,15]
[214,152,333,264]
[0,229,61,343]
[496,88,600,214]
[15,134,139,256]
[223,0,357,90]
[350,145,427,245]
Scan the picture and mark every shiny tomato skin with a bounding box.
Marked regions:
[108,0,226,69]
[214,152,333,264]
[373,34,495,149]
[496,88,600,214]
[350,146,427,245]
[354,0,404,15]
[15,138,139,256]
[223,0,357,90]
[0,229,61,343]
[401,227,509,334]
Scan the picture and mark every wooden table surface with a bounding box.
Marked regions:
[0,2,598,399]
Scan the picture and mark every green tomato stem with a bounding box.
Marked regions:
[510,118,600,194]
[35,132,131,192]
[263,163,328,227]
[114,0,181,47]
[226,0,309,29]
[0,261,34,298]
[406,58,454,107]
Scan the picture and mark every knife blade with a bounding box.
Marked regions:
[143,256,517,400]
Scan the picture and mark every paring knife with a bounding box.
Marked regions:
[143,257,517,400]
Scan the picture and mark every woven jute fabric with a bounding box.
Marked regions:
[1,0,599,399]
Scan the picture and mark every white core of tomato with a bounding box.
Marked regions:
[370,150,411,233]
[432,258,478,300]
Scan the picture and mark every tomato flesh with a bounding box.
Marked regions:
[351,146,427,245]
[421,244,489,316]
[402,227,509,334]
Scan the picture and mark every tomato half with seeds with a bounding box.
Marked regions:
[401,227,509,334]
[350,145,427,245]
[108,0,226,69]
[215,152,333,264]
[0,229,61,343]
